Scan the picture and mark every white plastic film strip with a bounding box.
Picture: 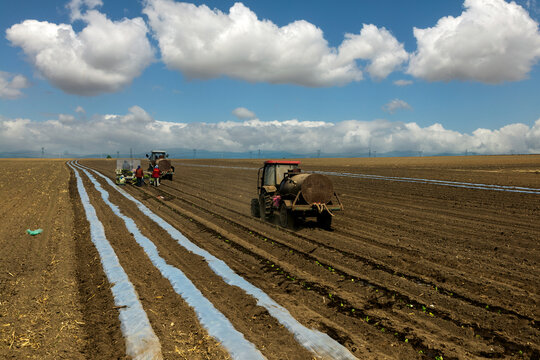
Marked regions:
[68,162,162,360]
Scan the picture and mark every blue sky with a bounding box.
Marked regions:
[1,0,539,157]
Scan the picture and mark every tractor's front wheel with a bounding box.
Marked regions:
[259,194,272,220]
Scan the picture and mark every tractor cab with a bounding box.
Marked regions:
[258,160,300,192]
[146,150,168,162]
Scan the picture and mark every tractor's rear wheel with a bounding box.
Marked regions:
[279,203,294,229]
[251,198,260,218]
[317,210,332,230]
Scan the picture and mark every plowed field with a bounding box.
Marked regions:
[1,155,538,359]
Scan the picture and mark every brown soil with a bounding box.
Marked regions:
[0,160,124,359]
[1,155,539,359]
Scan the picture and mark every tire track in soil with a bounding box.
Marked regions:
[81,159,540,360]
[337,190,538,272]
[331,190,539,317]
[80,167,319,360]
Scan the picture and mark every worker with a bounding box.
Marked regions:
[152,165,160,187]
[135,165,144,187]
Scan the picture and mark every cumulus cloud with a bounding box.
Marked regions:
[0,71,30,99]
[338,24,409,80]
[382,99,413,114]
[232,107,256,120]
[408,0,540,83]
[1,106,539,156]
[67,0,103,21]
[6,8,154,95]
[143,0,407,86]
[393,79,413,86]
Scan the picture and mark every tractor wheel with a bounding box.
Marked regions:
[251,198,260,218]
[259,194,272,220]
[317,210,332,230]
[279,203,294,229]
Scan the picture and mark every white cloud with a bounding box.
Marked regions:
[6,9,154,95]
[338,24,409,80]
[67,0,103,21]
[382,99,413,114]
[0,71,30,99]
[408,0,540,83]
[143,0,407,86]
[1,106,539,156]
[393,79,413,86]
[232,107,256,120]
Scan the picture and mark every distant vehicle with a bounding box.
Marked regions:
[146,150,175,180]
[251,160,343,229]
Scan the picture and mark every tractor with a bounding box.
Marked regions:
[251,160,343,229]
[146,150,175,180]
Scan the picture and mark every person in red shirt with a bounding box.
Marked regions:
[135,165,144,187]
[152,165,160,186]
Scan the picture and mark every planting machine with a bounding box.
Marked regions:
[251,160,343,229]
[115,159,141,185]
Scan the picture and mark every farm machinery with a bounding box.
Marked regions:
[115,159,141,185]
[146,150,175,180]
[251,160,343,229]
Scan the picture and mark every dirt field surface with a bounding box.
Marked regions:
[1,155,538,359]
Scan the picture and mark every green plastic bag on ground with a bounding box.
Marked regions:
[26,229,43,236]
